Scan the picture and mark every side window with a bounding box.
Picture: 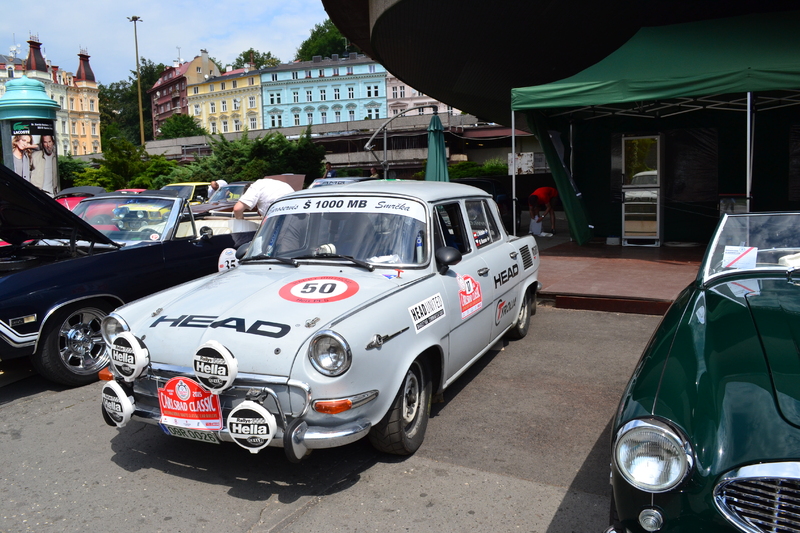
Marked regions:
[435,203,470,254]
[465,200,499,249]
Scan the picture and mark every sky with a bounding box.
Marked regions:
[1,0,331,85]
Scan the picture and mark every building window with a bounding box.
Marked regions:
[346,66,353,75]
[90,99,95,111]
[249,77,254,85]
[234,119,241,132]
[194,104,201,115]
[418,107,425,115]
[320,111,327,124]
[193,86,199,94]
[393,109,399,115]
[292,91,299,103]
[197,66,201,73]
[221,82,226,90]
[399,86,405,97]
[248,96,256,108]
[250,117,257,129]
[307,113,313,124]
[71,121,76,134]
[209,84,214,92]
[306,90,313,102]
[333,88,340,100]
[270,115,282,128]
[210,102,216,113]
[271,73,278,81]
[61,120,66,133]
[292,71,298,80]
[221,100,228,112]
[233,99,240,111]
[367,85,379,97]
[305,70,312,78]
[369,64,376,73]
[232,80,238,88]
[335,110,341,122]
[91,123,97,135]
[349,110,355,121]
[319,69,325,77]
[222,120,229,133]
[59,96,65,108]
[210,121,217,134]
[294,113,300,126]
[270,93,281,105]
[367,109,379,119]
[69,98,74,110]
[348,87,354,98]
[320,89,326,101]
[333,67,339,76]
[392,86,397,98]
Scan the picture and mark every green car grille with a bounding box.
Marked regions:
[717,477,800,533]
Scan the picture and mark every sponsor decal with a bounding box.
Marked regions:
[149,315,290,338]
[110,332,149,382]
[218,248,238,271]
[101,381,135,428]
[473,230,491,248]
[493,264,520,288]
[227,400,277,454]
[458,274,483,319]
[279,276,359,304]
[408,293,446,333]
[268,196,427,222]
[193,341,238,393]
[158,377,222,431]
[495,297,517,325]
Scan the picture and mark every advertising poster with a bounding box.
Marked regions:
[9,120,59,196]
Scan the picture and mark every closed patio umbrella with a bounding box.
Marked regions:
[424,114,449,182]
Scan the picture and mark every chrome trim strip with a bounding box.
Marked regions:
[0,321,37,347]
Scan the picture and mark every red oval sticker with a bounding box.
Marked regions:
[279,276,360,303]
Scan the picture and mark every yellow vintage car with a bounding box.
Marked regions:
[160,182,210,205]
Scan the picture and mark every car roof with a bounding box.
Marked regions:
[289,179,492,203]
[162,182,209,187]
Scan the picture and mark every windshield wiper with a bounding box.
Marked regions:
[294,253,375,272]
[240,254,299,267]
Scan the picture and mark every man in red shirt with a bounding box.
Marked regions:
[528,187,558,235]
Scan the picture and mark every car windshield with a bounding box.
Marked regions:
[703,213,800,281]
[244,195,429,266]
[71,196,180,243]
[209,184,247,203]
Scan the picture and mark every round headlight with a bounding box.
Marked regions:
[101,313,129,346]
[308,330,351,377]
[614,419,693,493]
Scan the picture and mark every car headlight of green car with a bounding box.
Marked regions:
[613,418,694,493]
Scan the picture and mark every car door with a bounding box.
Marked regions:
[434,201,493,384]
[464,199,525,340]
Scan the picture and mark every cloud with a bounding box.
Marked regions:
[1,0,328,84]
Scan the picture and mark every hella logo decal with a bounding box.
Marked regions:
[150,315,290,338]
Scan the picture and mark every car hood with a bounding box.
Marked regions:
[746,278,800,427]
[118,264,412,376]
[0,165,116,246]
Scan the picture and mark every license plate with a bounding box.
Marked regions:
[161,424,219,444]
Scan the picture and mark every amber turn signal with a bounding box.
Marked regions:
[313,399,353,414]
[98,367,114,381]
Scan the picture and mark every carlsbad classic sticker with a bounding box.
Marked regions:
[158,377,222,431]
[408,293,445,333]
[458,274,483,319]
[279,276,359,303]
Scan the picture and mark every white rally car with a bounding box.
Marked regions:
[100,180,540,461]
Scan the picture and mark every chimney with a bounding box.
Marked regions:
[201,48,210,75]
[312,55,322,63]
[75,48,96,82]
[25,36,47,73]
[332,54,339,61]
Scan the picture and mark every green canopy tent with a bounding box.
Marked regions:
[511,10,800,243]
[425,113,450,182]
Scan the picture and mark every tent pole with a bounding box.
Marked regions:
[511,111,517,236]
[746,92,753,213]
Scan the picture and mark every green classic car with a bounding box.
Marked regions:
[607,212,800,533]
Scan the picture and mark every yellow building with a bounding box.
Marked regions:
[187,67,263,135]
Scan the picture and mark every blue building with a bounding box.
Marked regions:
[260,53,387,129]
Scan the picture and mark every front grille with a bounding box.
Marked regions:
[717,477,800,532]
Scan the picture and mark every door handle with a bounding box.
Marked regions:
[477,267,489,276]
[509,251,518,259]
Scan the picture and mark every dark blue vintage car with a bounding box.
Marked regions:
[0,166,253,386]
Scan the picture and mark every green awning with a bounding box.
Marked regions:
[511,10,800,111]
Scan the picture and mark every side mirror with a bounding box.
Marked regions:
[198,226,213,241]
[235,242,251,260]
[434,246,462,275]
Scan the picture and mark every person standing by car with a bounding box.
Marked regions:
[370,166,380,178]
[207,179,228,200]
[528,186,558,236]
[324,162,337,178]
[233,176,294,218]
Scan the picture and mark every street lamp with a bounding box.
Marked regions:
[127,16,145,146]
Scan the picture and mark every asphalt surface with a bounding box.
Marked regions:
[0,305,659,532]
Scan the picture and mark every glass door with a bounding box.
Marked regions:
[622,135,661,246]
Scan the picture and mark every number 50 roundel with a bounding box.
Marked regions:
[279,276,359,304]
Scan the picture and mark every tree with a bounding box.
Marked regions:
[157,114,208,139]
[295,19,353,61]
[57,154,90,189]
[230,48,280,70]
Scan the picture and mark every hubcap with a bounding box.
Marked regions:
[402,369,420,425]
[57,308,109,375]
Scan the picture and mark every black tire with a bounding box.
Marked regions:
[31,301,113,387]
[369,358,431,455]
[506,288,533,340]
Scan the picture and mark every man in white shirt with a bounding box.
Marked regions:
[233,177,294,218]
[207,179,228,199]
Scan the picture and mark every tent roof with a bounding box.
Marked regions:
[511,10,800,119]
